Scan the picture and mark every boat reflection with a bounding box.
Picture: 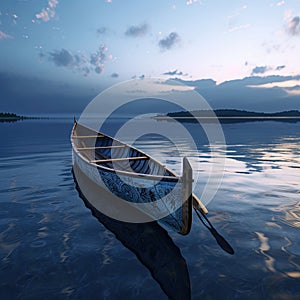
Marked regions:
[73,163,191,300]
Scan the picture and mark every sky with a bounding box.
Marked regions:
[0,0,300,113]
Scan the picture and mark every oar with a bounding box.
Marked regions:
[194,208,234,255]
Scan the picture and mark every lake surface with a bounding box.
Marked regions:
[0,118,300,299]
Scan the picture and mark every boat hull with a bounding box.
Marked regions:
[73,148,191,234]
[71,121,197,234]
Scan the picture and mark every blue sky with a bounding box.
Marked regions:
[1,0,300,113]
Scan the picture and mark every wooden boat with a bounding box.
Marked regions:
[71,120,208,235]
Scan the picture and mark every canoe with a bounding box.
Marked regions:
[71,120,208,235]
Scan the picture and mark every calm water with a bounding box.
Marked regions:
[0,119,300,299]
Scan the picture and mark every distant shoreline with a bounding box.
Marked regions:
[2,110,300,124]
[0,112,49,123]
[154,109,300,123]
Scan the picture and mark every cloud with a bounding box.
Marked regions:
[36,0,59,22]
[251,66,270,75]
[284,85,300,96]
[250,65,285,75]
[48,0,58,8]
[47,46,107,76]
[169,78,217,89]
[262,41,283,54]
[287,16,300,35]
[186,0,198,5]
[49,49,74,67]
[4,71,299,114]
[187,75,300,112]
[128,74,145,80]
[0,71,103,114]
[163,70,184,76]
[276,1,285,6]
[227,4,248,31]
[97,27,108,35]
[158,32,180,51]
[111,73,119,78]
[90,46,107,73]
[36,9,54,22]
[125,23,148,37]
[228,23,250,33]
[176,74,300,99]
[276,65,285,71]
[248,79,300,89]
[0,30,12,39]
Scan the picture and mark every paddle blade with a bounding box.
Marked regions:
[209,228,235,255]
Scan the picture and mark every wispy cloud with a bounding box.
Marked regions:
[36,0,59,22]
[251,66,270,75]
[163,70,184,76]
[46,46,107,76]
[111,72,119,78]
[262,42,283,54]
[97,26,108,36]
[251,65,285,75]
[186,0,198,5]
[49,49,75,67]
[248,79,300,89]
[228,23,250,33]
[227,5,248,21]
[90,46,107,74]
[287,16,300,35]
[276,1,285,7]
[284,85,300,96]
[158,32,180,51]
[0,30,12,40]
[227,5,249,33]
[125,23,148,37]
[276,65,285,71]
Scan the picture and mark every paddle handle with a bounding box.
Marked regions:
[193,194,208,215]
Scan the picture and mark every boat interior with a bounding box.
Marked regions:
[72,122,176,177]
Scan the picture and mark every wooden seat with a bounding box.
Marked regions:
[91,156,148,164]
[77,145,126,151]
[73,135,104,138]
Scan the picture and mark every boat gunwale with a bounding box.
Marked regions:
[71,121,181,181]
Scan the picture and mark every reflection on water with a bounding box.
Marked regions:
[0,119,300,299]
[255,231,276,273]
[73,165,191,300]
[280,201,300,228]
